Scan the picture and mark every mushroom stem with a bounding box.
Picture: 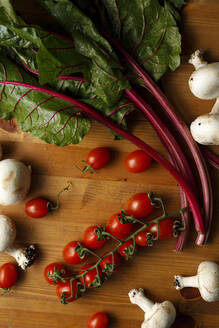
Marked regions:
[189,50,207,70]
[5,245,36,270]
[174,275,198,290]
[211,97,219,114]
[135,293,154,313]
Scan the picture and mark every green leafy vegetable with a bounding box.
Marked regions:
[96,0,181,81]
[0,54,91,145]
[38,0,130,105]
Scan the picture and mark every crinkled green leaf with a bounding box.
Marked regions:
[49,78,134,139]
[0,0,90,85]
[97,0,182,80]
[0,54,90,146]
[38,0,130,105]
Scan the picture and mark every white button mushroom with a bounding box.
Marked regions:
[0,159,31,205]
[174,261,219,302]
[128,288,176,328]
[0,214,36,270]
[188,50,219,145]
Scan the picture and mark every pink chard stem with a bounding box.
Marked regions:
[104,34,212,245]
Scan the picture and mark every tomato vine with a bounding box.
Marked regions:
[58,192,186,304]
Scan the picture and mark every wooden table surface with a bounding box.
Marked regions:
[0,0,218,327]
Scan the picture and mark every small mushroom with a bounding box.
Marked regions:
[174,261,219,302]
[0,214,36,270]
[128,288,176,328]
[188,50,219,145]
[0,158,31,205]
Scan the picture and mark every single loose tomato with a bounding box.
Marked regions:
[125,193,154,218]
[63,241,87,265]
[147,217,174,241]
[125,150,152,173]
[106,213,134,240]
[0,263,18,289]
[86,147,111,170]
[79,264,103,289]
[100,252,121,277]
[56,279,82,303]
[44,262,66,284]
[117,240,137,260]
[88,312,109,328]
[82,225,106,250]
[25,198,49,218]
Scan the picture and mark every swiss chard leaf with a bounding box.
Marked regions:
[38,0,130,106]
[49,77,134,138]
[160,0,187,22]
[0,54,91,146]
[0,0,90,85]
[94,0,182,81]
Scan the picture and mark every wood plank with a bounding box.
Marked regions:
[0,1,218,327]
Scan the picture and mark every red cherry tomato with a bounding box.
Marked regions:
[63,241,87,265]
[44,262,66,284]
[86,147,111,170]
[135,218,174,245]
[56,279,81,303]
[100,252,121,276]
[117,240,137,259]
[124,150,152,173]
[0,263,18,289]
[82,225,106,250]
[88,312,109,328]
[125,193,154,218]
[135,230,149,246]
[147,217,174,240]
[106,213,134,240]
[25,198,49,218]
[79,264,103,289]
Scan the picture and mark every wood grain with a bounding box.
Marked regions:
[0,1,219,327]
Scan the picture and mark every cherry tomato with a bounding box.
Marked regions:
[135,230,149,247]
[88,312,109,328]
[100,252,121,276]
[147,217,174,240]
[56,279,81,303]
[0,263,18,289]
[124,150,152,173]
[79,264,103,289]
[82,225,106,250]
[117,240,137,260]
[125,193,154,218]
[25,198,49,218]
[44,262,66,285]
[63,241,87,265]
[106,213,134,240]
[86,147,111,170]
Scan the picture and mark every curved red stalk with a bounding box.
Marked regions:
[125,89,191,250]
[0,80,205,238]
[200,146,219,170]
[104,34,212,244]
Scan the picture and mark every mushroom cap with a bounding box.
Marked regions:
[0,215,16,252]
[190,114,219,145]
[189,62,219,100]
[0,159,31,205]
[198,261,219,302]
[143,301,176,328]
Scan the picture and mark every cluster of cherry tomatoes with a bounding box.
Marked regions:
[44,191,176,308]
